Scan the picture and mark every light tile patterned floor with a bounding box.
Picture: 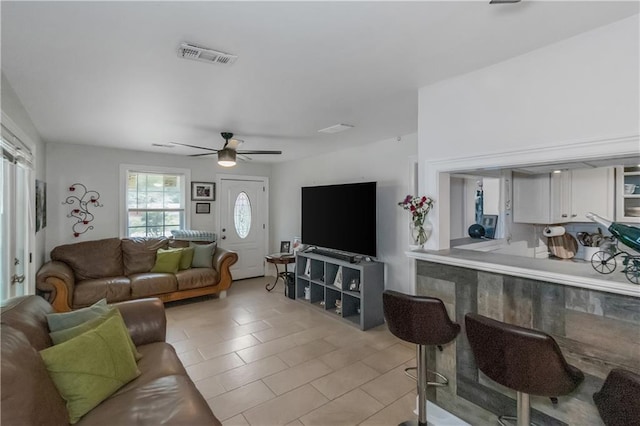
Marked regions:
[165,276,421,426]
[167,277,498,425]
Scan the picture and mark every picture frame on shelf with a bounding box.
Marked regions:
[191,182,215,201]
[280,240,291,253]
[482,215,498,239]
[195,203,210,214]
[333,266,343,290]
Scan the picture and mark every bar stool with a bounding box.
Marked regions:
[465,313,584,426]
[593,368,640,426]
[383,290,460,426]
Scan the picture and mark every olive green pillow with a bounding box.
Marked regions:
[49,308,142,361]
[46,299,110,332]
[150,248,183,273]
[40,315,141,424]
[190,242,216,268]
[179,247,195,270]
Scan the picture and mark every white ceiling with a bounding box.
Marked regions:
[2,1,638,163]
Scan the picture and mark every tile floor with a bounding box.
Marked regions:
[165,276,423,426]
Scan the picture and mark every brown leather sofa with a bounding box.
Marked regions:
[36,237,238,312]
[1,295,222,425]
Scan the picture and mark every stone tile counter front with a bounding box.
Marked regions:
[412,257,640,426]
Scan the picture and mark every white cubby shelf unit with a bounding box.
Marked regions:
[295,251,385,330]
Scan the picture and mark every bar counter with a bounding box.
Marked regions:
[407,248,640,425]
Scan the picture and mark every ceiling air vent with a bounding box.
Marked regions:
[177,43,238,66]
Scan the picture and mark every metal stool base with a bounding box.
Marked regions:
[496,392,537,426]
[398,421,428,426]
[404,366,449,387]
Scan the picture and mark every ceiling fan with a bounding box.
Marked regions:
[171,132,282,167]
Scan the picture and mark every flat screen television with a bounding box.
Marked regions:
[301,182,377,257]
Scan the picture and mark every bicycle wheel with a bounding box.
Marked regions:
[625,260,640,284]
[591,251,616,274]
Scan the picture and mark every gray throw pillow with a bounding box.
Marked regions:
[46,298,110,332]
[190,242,216,268]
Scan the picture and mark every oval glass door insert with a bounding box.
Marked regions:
[234,191,252,238]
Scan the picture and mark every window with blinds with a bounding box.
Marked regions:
[126,171,186,237]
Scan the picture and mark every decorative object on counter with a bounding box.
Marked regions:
[547,232,578,259]
[475,180,483,225]
[62,183,103,237]
[587,212,640,284]
[468,223,485,239]
[543,226,566,237]
[35,180,47,232]
[399,195,434,248]
[481,215,498,239]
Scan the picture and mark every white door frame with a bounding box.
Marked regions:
[216,174,270,276]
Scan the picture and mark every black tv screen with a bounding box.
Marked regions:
[301,182,377,257]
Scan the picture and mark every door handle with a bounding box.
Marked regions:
[561,214,568,218]
[222,236,226,240]
[222,228,226,232]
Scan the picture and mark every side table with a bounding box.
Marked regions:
[265,253,296,294]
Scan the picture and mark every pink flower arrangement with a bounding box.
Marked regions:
[398,195,434,225]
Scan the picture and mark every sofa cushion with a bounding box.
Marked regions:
[176,268,219,291]
[76,375,221,426]
[73,277,131,308]
[122,238,169,275]
[1,324,69,425]
[130,273,177,298]
[49,309,142,361]
[51,238,123,281]
[0,295,54,351]
[40,314,141,424]
[179,247,195,270]
[151,248,183,274]
[191,242,216,268]
[47,298,110,332]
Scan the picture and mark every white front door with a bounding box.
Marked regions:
[218,176,268,280]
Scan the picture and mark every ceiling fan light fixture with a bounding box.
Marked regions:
[218,148,236,167]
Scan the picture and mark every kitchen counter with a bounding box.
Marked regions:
[406,246,640,297]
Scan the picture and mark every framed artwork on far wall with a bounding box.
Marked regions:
[482,215,498,239]
[195,203,211,214]
[191,182,215,201]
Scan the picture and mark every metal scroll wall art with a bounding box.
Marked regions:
[62,183,103,237]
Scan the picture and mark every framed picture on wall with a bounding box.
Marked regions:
[191,182,215,201]
[195,203,210,214]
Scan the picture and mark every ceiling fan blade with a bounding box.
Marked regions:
[236,150,282,155]
[170,142,218,152]
[237,153,252,161]
[189,152,217,157]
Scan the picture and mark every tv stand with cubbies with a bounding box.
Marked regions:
[295,251,384,330]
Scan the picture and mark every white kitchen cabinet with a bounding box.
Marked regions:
[513,167,614,224]
[615,166,640,223]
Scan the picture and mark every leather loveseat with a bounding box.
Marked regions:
[0,295,221,425]
[36,237,238,312]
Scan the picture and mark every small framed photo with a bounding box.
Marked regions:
[191,182,215,201]
[280,240,291,253]
[195,203,210,214]
[482,215,498,239]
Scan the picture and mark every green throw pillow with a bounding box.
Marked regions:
[179,247,195,270]
[46,299,110,332]
[40,315,141,424]
[190,242,216,268]
[49,308,142,361]
[150,248,182,273]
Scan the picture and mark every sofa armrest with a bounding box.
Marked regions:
[212,247,238,292]
[36,261,75,312]
[112,298,166,346]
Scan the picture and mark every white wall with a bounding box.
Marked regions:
[418,15,639,249]
[270,133,418,294]
[1,72,47,271]
[45,143,271,256]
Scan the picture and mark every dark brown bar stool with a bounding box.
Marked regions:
[465,313,584,426]
[593,368,640,426]
[383,290,460,426]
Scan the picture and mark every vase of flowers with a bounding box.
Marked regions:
[399,195,434,248]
